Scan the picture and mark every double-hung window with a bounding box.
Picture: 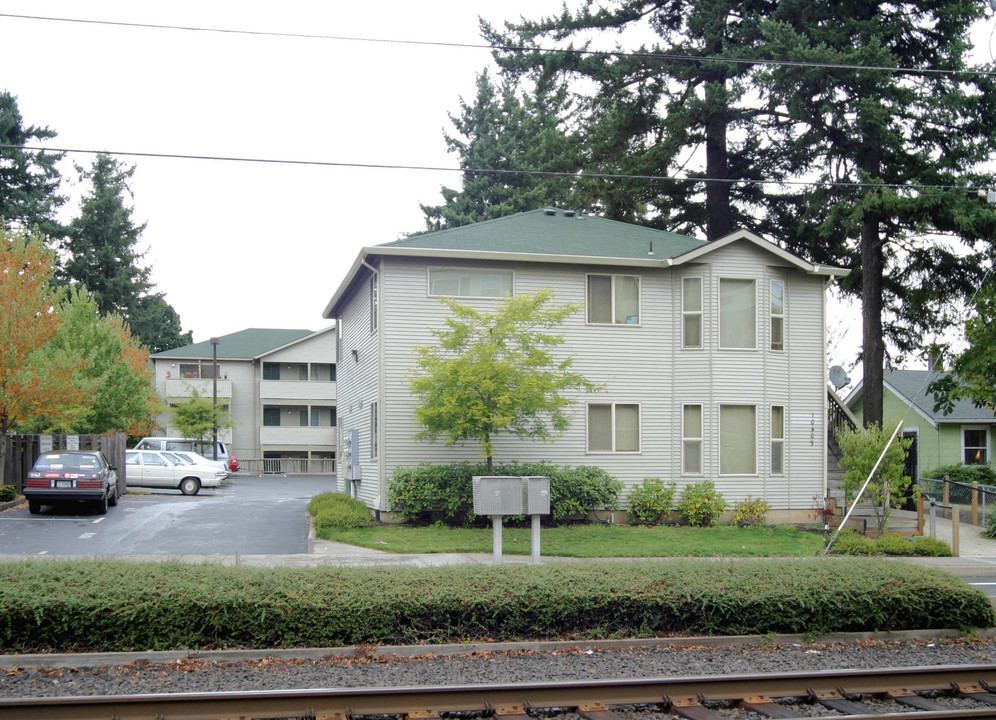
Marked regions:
[964,427,988,465]
[682,404,703,474]
[770,280,785,351]
[719,278,756,349]
[587,403,640,452]
[682,277,702,349]
[771,405,785,475]
[720,404,756,475]
[587,274,640,325]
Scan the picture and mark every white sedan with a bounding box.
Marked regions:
[164,450,230,479]
[125,450,225,495]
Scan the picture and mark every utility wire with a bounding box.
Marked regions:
[2,144,991,195]
[1,12,993,78]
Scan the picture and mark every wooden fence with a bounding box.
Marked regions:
[2,433,128,496]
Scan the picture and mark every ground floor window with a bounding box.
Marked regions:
[682,404,702,474]
[720,404,756,475]
[964,426,988,465]
[587,403,640,453]
[771,405,785,475]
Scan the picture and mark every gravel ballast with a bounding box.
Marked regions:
[2,635,995,698]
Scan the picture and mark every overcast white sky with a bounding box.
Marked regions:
[2,2,994,385]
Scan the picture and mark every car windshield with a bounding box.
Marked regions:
[163,451,194,465]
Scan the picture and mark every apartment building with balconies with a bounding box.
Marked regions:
[150,327,337,463]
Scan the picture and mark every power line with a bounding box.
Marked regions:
[1,12,993,78]
[2,144,989,195]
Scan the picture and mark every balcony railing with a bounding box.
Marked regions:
[260,426,336,446]
[260,380,336,401]
[238,458,336,475]
[165,378,232,400]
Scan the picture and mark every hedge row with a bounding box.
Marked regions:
[389,461,622,525]
[0,559,991,652]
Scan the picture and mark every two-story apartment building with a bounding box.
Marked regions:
[150,327,337,463]
[322,208,848,522]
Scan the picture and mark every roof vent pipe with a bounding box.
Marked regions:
[648,241,655,256]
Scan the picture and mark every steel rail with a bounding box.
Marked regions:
[1,663,995,720]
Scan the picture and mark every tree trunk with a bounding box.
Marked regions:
[703,6,732,242]
[861,212,885,429]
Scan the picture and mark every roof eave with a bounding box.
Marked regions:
[671,229,849,277]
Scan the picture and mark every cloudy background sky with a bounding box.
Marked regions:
[2,1,994,384]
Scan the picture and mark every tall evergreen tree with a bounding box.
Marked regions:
[472,0,996,426]
[61,153,191,352]
[420,71,583,231]
[0,91,65,239]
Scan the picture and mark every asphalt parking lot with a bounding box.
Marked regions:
[0,475,337,556]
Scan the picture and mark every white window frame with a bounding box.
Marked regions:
[771,405,785,475]
[719,403,758,476]
[718,277,757,350]
[682,403,703,475]
[370,401,379,460]
[427,267,515,298]
[770,279,785,352]
[586,273,642,326]
[586,402,641,453]
[682,277,703,349]
[370,274,379,332]
[962,425,988,466]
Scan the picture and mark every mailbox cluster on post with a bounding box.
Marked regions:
[472,476,550,563]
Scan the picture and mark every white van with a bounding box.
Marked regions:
[134,437,234,470]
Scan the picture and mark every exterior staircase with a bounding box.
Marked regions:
[826,387,920,536]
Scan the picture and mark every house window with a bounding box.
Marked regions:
[329,364,336,381]
[428,268,513,298]
[771,280,785,351]
[964,427,988,465]
[682,404,702,474]
[719,278,756,349]
[263,362,280,380]
[299,409,308,426]
[720,404,756,475]
[263,408,281,426]
[330,407,337,427]
[370,401,379,459]
[587,403,640,453]
[682,277,702,349]
[771,405,785,475]
[370,274,379,332]
[587,274,640,325]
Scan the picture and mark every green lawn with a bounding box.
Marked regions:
[316,522,824,557]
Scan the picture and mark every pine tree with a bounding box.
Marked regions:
[0,91,65,239]
[61,153,192,352]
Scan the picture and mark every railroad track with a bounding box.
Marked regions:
[2,663,996,720]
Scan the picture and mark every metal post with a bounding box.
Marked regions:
[210,337,219,461]
[531,514,541,564]
[492,516,503,562]
[952,509,960,557]
[929,499,936,538]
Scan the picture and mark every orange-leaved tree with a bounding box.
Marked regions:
[0,227,73,483]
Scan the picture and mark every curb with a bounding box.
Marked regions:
[2,627,993,669]
[0,497,25,511]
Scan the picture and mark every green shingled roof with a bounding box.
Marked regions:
[384,208,705,259]
[881,369,996,423]
[151,328,314,360]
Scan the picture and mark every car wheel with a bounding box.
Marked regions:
[179,477,201,496]
[108,486,118,507]
[27,499,40,514]
[94,494,107,515]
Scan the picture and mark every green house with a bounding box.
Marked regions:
[845,369,996,479]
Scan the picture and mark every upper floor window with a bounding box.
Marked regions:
[719,278,756,349]
[178,362,216,379]
[587,274,640,325]
[587,403,640,453]
[682,277,702,348]
[262,362,280,380]
[770,280,785,351]
[428,268,513,298]
[263,408,281,426]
